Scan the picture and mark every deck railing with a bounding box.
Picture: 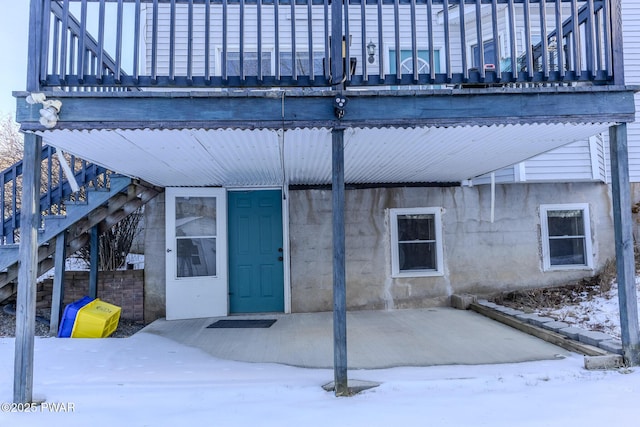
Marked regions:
[1,145,108,244]
[31,0,620,90]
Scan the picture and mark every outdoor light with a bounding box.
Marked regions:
[25,92,46,105]
[367,40,376,64]
[26,93,62,129]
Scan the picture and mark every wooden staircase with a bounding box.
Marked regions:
[0,157,162,303]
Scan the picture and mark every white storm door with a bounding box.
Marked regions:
[165,187,228,320]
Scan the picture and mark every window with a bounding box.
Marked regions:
[540,204,593,270]
[219,51,325,78]
[223,51,272,77]
[389,49,440,75]
[175,196,218,278]
[279,51,324,77]
[471,39,496,68]
[390,208,444,277]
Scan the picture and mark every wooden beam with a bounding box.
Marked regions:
[469,303,612,357]
[49,233,67,337]
[89,225,99,299]
[332,127,348,397]
[14,133,42,404]
[609,123,640,365]
[14,88,637,131]
[26,0,42,92]
[610,0,625,86]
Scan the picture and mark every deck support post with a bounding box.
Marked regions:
[332,127,348,397]
[330,0,348,397]
[609,123,640,366]
[13,133,42,404]
[89,225,99,299]
[49,233,68,336]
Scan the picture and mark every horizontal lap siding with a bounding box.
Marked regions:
[473,138,605,185]
[524,140,595,182]
[471,166,515,185]
[623,0,640,182]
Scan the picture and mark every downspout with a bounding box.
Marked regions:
[490,172,495,223]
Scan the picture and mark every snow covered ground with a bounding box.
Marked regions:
[534,280,640,340]
[0,331,638,427]
[1,274,638,426]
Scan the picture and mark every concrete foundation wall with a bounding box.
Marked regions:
[144,192,167,323]
[289,182,616,312]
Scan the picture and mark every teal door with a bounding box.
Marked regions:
[228,190,285,313]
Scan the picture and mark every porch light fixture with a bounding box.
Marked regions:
[367,40,376,64]
[26,93,62,129]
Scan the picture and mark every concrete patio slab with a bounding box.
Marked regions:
[139,308,570,369]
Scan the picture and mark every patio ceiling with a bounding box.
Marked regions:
[36,122,612,187]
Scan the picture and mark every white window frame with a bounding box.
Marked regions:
[540,203,593,271]
[384,46,443,75]
[390,207,444,278]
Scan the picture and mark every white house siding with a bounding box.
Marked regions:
[144,4,578,79]
[523,138,602,182]
[622,0,640,182]
[469,165,516,186]
[144,5,455,77]
[473,136,607,185]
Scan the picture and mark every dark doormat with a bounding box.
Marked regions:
[207,319,277,329]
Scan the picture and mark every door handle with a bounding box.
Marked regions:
[278,256,283,261]
[278,248,283,252]
[166,248,172,253]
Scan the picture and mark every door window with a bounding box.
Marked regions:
[175,196,217,278]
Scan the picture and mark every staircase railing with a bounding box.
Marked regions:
[1,145,109,245]
[513,0,610,82]
[44,0,139,92]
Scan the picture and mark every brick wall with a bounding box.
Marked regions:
[37,270,145,322]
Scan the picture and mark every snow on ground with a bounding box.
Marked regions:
[0,332,638,427]
[534,279,640,340]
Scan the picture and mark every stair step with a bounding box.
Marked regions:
[0,176,160,302]
[0,245,20,271]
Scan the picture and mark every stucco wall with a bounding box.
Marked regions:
[289,182,616,312]
[144,192,167,323]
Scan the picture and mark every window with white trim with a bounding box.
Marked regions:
[540,204,593,270]
[390,208,444,277]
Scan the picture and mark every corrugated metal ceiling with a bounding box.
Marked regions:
[37,123,612,187]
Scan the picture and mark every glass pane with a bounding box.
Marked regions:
[397,214,435,241]
[547,210,584,237]
[175,197,216,237]
[399,242,437,271]
[176,237,217,277]
[226,52,272,76]
[389,50,440,74]
[280,52,324,76]
[549,237,586,266]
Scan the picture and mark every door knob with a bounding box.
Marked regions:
[278,248,283,252]
[278,256,284,261]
